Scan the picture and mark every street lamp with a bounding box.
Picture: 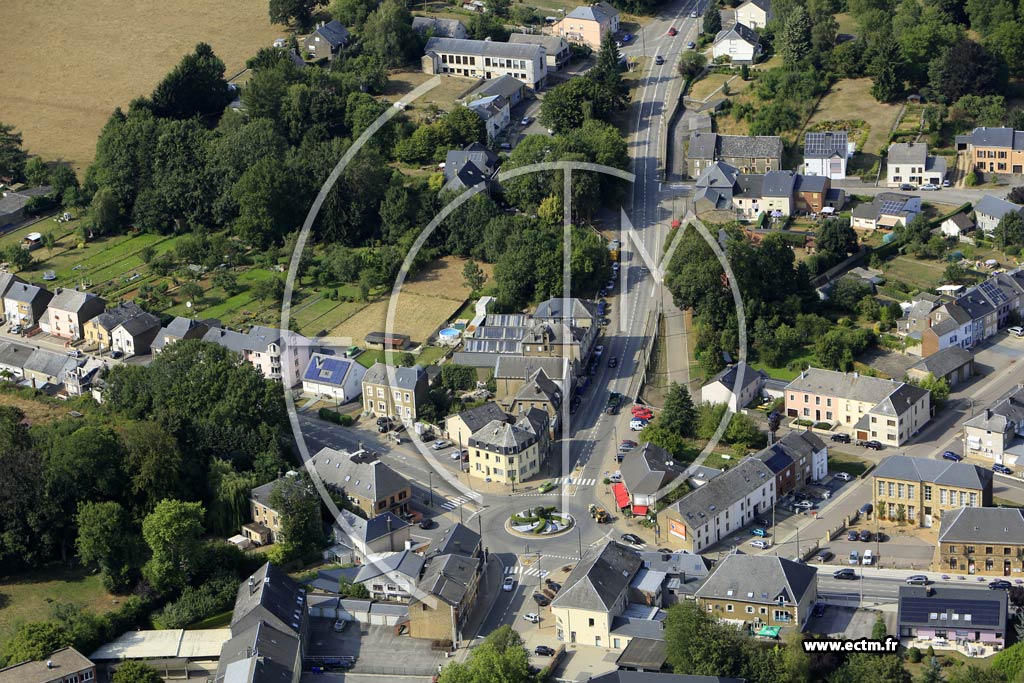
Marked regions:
[428,471,434,508]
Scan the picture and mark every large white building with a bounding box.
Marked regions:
[421,38,547,90]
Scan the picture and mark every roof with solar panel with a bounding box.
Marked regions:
[898,585,1006,631]
[804,131,848,159]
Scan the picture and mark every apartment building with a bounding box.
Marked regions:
[310,447,412,518]
[688,133,783,177]
[872,454,993,527]
[422,37,547,90]
[695,554,818,630]
[962,385,1024,464]
[552,2,620,50]
[509,34,570,71]
[936,507,1024,576]
[360,362,428,422]
[467,407,549,485]
[754,431,828,497]
[955,127,1024,175]
[658,458,775,554]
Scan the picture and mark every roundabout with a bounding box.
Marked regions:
[505,506,576,539]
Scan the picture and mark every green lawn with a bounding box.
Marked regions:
[186,609,233,630]
[0,567,116,650]
[702,451,740,471]
[881,256,947,290]
[750,348,815,382]
[828,452,871,478]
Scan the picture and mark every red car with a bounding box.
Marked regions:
[632,408,654,420]
[667,26,678,36]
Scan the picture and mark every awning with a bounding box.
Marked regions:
[612,483,630,509]
[756,625,781,638]
[632,505,649,516]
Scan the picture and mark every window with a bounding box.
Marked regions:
[888,482,895,497]
[908,485,915,498]
[588,618,595,627]
[897,483,905,499]
[949,546,957,553]
[803,408,810,417]
[940,489,947,504]
[967,546,975,554]
[986,547,993,554]
[726,604,734,612]
[970,492,977,507]
[878,481,885,495]
[746,606,754,613]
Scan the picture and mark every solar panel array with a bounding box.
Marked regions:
[980,279,1009,305]
[901,596,1002,628]
[881,199,906,215]
[805,131,846,157]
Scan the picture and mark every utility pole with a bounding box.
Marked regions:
[578,527,583,560]
[428,471,434,508]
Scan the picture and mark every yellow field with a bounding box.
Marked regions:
[0,0,284,172]
[329,256,492,344]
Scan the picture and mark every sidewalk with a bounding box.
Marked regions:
[459,554,505,648]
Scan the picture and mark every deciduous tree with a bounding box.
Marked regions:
[142,499,205,593]
[75,501,140,592]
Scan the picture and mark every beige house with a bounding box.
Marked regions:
[872,454,993,528]
[509,33,571,70]
[507,368,562,436]
[962,385,1024,464]
[886,142,947,187]
[955,127,1024,176]
[82,301,145,351]
[784,367,931,447]
[552,2,620,50]
[551,542,643,649]
[936,507,1024,575]
[467,408,549,485]
[45,289,106,340]
[446,402,512,448]
[244,478,285,546]
[735,0,772,28]
[408,524,482,646]
[695,554,817,630]
[310,447,412,518]
[361,362,429,422]
[494,355,574,406]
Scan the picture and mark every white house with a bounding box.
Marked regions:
[110,312,161,357]
[803,131,854,180]
[886,142,947,187]
[700,361,766,412]
[712,23,762,64]
[421,37,547,90]
[850,192,921,231]
[975,195,1024,235]
[465,96,510,141]
[940,213,975,241]
[301,353,367,402]
[734,0,772,29]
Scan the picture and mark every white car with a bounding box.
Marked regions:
[432,440,452,450]
[503,577,516,592]
[630,418,648,431]
[523,612,540,623]
[921,183,940,191]
[608,472,622,483]
[794,500,814,510]
[521,116,531,126]
[834,472,852,481]
[450,451,462,460]
[690,9,697,16]
[750,539,769,549]
[1008,326,1024,337]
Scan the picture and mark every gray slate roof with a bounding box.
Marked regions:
[4,282,50,304]
[964,127,1023,150]
[354,549,425,583]
[361,361,426,391]
[714,22,761,47]
[313,19,349,47]
[975,195,1024,220]
[468,74,526,100]
[361,511,410,543]
[311,447,410,503]
[115,311,160,337]
[513,368,561,405]
[690,133,781,161]
[0,339,33,369]
[873,455,992,490]
[430,522,481,558]
[888,142,928,164]
[48,288,102,314]
[468,415,540,452]
[412,16,466,37]
[425,37,544,60]
[566,1,618,21]
[230,562,305,637]
[706,362,764,396]
[762,170,797,197]
[786,367,904,404]
[552,541,642,611]
[419,552,478,606]
[23,348,75,380]
[0,273,22,299]
[695,553,817,605]
[452,401,512,434]
[909,346,972,378]
[494,355,569,382]
[938,507,1024,544]
[871,382,929,417]
[89,301,145,333]
[619,442,678,496]
[509,33,568,53]
[534,297,596,321]
[668,458,774,527]
[964,386,1024,433]
[215,620,299,683]
[592,673,746,683]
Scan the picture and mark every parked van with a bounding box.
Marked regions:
[862,549,873,566]
[630,418,648,431]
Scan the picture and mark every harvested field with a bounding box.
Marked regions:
[402,256,494,301]
[0,0,283,172]
[0,391,76,425]
[808,78,903,155]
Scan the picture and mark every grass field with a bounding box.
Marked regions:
[381,71,479,123]
[828,452,871,478]
[0,567,116,650]
[1,0,283,173]
[808,79,903,155]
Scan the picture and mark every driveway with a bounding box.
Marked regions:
[307,620,447,678]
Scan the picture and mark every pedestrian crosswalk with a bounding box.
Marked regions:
[561,477,596,487]
[439,495,473,511]
[504,565,550,578]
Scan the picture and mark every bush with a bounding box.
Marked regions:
[794,419,813,427]
[813,422,832,430]
[152,575,238,629]
[318,408,353,426]
[907,647,922,663]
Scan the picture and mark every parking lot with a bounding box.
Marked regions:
[806,606,890,639]
[306,619,448,677]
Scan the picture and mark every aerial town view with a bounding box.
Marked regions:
[3,0,1024,681]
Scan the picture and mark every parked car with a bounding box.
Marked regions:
[545,579,561,592]
[859,529,872,542]
[830,433,851,444]
[608,357,619,368]
[450,451,462,460]
[942,179,950,187]
[533,592,550,606]
[812,602,826,618]
[1009,326,1024,337]
[859,440,884,450]
[521,116,532,126]
[686,41,696,49]
[630,418,648,431]
[632,408,654,420]
[899,183,917,191]
[621,439,638,448]
[847,551,859,566]
[655,55,665,65]
[621,533,644,546]
[667,26,678,35]
[834,568,858,579]
[817,551,834,562]
[751,527,768,537]
[906,575,930,585]
[862,549,874,565]
[538,481,557,493]
[608,472,622,483]
[994,463,1013,475]
[332,619,349,633]
[834,472,852,481]
[110,350,123,359]
[847,530,859,541]
[523,612,540,623]
[794,500,814,510]
[690,9,697,16]
[942,451,963,462]
[921,183,939,191]
[990,580,1013,590]
[622,33,633,42]
[535,645,556,656]
[419,518,434,529]
[750,539,769,549]
[67,349,81,358]
[432,440,452,450]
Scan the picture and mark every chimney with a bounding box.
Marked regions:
[249,577,255,594]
